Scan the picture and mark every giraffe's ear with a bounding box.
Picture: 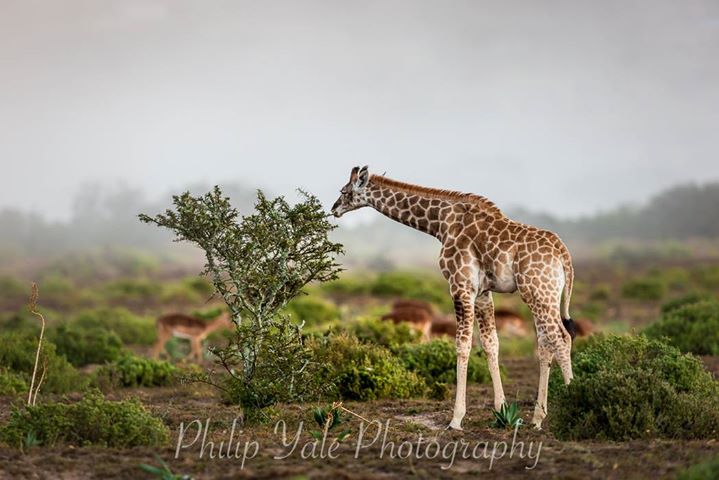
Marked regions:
[355,165,369,189]
[349,166,360,183]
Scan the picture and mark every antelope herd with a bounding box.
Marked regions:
[381,298,593,343]
[154,300,593,362]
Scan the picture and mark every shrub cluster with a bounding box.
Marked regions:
[369,272,452,311]
[320,275,372,297]
[321,272,451,310]
[220,318,325,411]
[660,292,714,314]
[94,355,177,389]
[0,369,27,396]
[284,296,340,328]
[49,323,124,367]
[311,334,426,401]
[0,332,85,395]
[102,279,162,307]
[345,317,422,349]
[0,390,168,447]
[548,334,719,440]
[676,456,719,480]
[645,299,719,355]
[620,277,666,301]
[397,339,495,399]
[72,307,156,345]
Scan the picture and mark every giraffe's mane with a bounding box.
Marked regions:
[369,175,504,215]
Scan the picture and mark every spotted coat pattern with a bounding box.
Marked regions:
[331,167,575,429]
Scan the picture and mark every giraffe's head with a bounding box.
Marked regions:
[331,165,371,218]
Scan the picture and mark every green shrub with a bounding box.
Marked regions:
[676,455,719,480]
[655,267,690,290]
[693,266,719,290]
[621,277,666,301]
[73,307,156,345]
[192,306,225,321]
[369,271,451,311]
[548,334,719,440]
[0,310,42,335]
[161,276,215,305]
[182,276,214,296]
[50,324,124,367]
[575,301,605,321]
[102,279,162,304]
[0,276,27,309]
[645,300,719,355]
[0,332,86,394]
[320,275,372,297]
[660,293,715,314]
[94,355,177,388]
[220,319,325,411]
[588,284,611,302]
[397,339,495,399]
[0,369,27,396]
[36,274,86,310]
[141,187,343,417]
[285,296,340,327]
[0,390,168,447]
[311,334,426,401]
[499,336,536,357]
[346,317,422,349]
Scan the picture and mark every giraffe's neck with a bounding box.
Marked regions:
[365,182,451,240]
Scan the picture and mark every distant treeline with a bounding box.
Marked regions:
[1,181,718,260]
[0,183,258,256]
[511,182,719,242]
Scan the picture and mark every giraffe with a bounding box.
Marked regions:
[331,166,577,430]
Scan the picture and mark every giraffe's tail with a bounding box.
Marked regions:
[560,249,577,340]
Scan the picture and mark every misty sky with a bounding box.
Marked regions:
[1,0,718,223]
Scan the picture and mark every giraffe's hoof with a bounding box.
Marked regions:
[446,421,463,431]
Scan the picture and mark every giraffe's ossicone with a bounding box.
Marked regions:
[332,166,576,430]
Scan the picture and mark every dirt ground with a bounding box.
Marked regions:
[1,357,717,480]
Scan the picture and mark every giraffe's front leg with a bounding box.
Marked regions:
[475,292,506,411]
[448,293,475,431]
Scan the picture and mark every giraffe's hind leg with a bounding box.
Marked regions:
[528,306,573,428]
[520,286,572,429]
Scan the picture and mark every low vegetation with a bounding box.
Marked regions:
[49,323,124,367]
[94,354,177,389]
[676,455,719,480]
[0,368,27,396]
[0,332,86,395]
[284,295,340,328]
[0,390,168,448]
[620,277,666,301]
[660,292,714,314]
[345,317,422,349]
[72,307,156,345]
[397,339,495,399]
[645,299,719,355]
[311,334,426,401]
[548,334,719,440]
[491,402,523,429]
[369,271,452,311]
